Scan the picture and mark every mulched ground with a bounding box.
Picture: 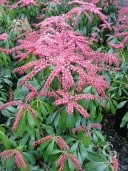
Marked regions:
[103,116,128,171]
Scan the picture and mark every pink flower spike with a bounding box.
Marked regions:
[68,154,82,170]
[0,150,27,170]
[14,151,27,169]
[112,157,119,171]
[91,123,102,129]
[33,135,54,146]
[72,126,86,133]
[56,137,69,151]
[55,154,67,166]
[0,100,23,110]
[12,106,25,131]
[0,33,8,41]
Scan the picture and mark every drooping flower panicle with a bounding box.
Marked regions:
[0,33,8,41]
[33,135,69,151]
[65,0,111,29]
[111,157,119,171]
[0,14,118,118]
[0,150,27,169]
[0,100,37,131]
[109,6,128,49]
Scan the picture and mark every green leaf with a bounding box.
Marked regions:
[42,125,54,134]
[40,141,50,151]
[54,113,60,128]
[66,114,75,129]
[63,160,70,171]
[118,88,122,96]
[110,101,116,115]
[1,109,11,117]
[117,101,127,109]
[20,133,29,145]
[80,144,88,159]
[0,126,5,133]
[46,140,55,155]
[17,113,27,137]
[46,111,57,125]
[3,79,12,86]
[95,130,105,142]
[82,134,90,148]
[6,106,17,113]
[71,142,79,151]
[86,152,106,162]
[85,161,108,171]
[58,109,67,130]
[49,149,62,155]
[105,74,111,84]
[68,158,75,171]
[77,151,83,164]
[0,131,11,149]
[23,152,35,164]
[96,112,103,122]
[90,101,96,120]
[106,101,111,112]
[92,132,98,143]
[5,157,15,171]
[27,111,36,128]
[39,104,48,117]
[120,112,128,127]
[43,102,53,114]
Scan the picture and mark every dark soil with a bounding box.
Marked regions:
[103,116,128,171]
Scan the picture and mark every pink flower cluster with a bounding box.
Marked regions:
[0,33,8,41]
[55,154,66,171]
[65,0,111,29]
[24,84,38,102]
[0,13,118,118]
[55,153,82,171]
[100,0,119,7]
[72,123,102,138]
[33,135,69,151]
[0,150,27,169]
[54,89,103,117]
[45,0,62,6]
[0,0,7,5]
[112,157,119,171]
[0,3,119,130]
[13,0,37,8]
[0,100,37,131]
[109,6,128,49]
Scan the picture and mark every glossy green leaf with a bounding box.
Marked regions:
[17,113,27,137]
[86,152,106,162]
[40,141,51,151]
[117,101,127,109]
[85,161,108,171]
[42,125,54,134]
[0,131,11,149]
[68,158,75,171]
[120,112,128,127]
[95,130,105,142]
[71,142,79,151]
[23,152,35,164]
[46,140,55,155]
[27,112,36,128]
[66,114,75,129]
[58,109,67,130]
[82,134,90,148]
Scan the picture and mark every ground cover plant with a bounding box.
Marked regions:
[0,0,127,171]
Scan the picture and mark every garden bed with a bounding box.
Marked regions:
[103,116,128,171]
